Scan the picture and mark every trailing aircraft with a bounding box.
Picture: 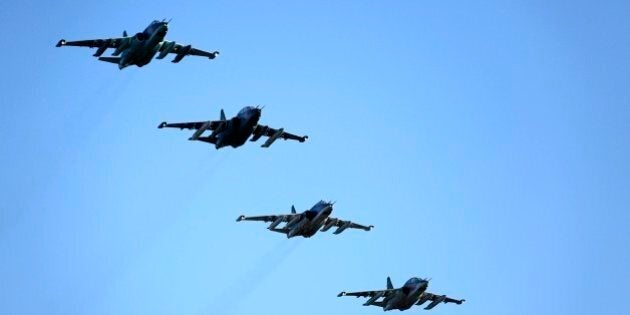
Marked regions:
[158,106,307,149]
[338,277,465,311]
[56,20,219,69]
[236,200,373,238]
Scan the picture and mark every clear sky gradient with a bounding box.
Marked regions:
[1,1,629,314]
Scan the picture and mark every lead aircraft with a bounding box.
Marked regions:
[158,106,308,149]
[338,277,465,311]
[56,20,219,69]
[236,200,373,238]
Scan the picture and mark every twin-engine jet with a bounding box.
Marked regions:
[56,20,219,69]
[338,277,465,312]
[158,106,308,149]
[236,200,373,238]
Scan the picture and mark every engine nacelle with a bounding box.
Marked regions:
[112,38,131,56]
[286,215,301,228]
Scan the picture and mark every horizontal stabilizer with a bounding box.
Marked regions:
[98,57,121,64]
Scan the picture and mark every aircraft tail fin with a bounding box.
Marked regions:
[220,109,226,120]
[291,205,296,214]
[387,277,394,290]
[98,57,121,64]
[123,30,128,37]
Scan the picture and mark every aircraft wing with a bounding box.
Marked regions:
[157,120,225,130]
[337,289,397,298]
[157,41,219,62]
[235,213,297,223]
[158,120,227,140]
[417,292,465,310]
[56,37,131,56]
[322,217,373,234]
[251,125,308,148]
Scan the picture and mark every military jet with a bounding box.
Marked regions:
[158,106,308,149]
[236,200,373,238]
[56,20,219,69]
[338,277,465,312]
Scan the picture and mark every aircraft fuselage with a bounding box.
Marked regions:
[213,106,262,149]
[286,201,333,238]
[118,21,168,69]
[383,278,428,311]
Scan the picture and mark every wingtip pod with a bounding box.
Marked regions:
[367,225,374,231]
[56,39,66,47]
[300,135,309,143]
[458,299,466,304]
[209,51,219,59]
[236,215,245,222]
[337,292,346,297]
[158,122,167,129]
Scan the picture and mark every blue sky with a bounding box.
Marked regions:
[1,1,629,314]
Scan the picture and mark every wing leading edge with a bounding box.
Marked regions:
[251,125,308,148]
[417,292,466,310]
[321,217,373,234]
[157,40,219,63]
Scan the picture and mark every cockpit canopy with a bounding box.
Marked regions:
[143,20,167,37]
[238,106,256,116]
[406,277,422,285]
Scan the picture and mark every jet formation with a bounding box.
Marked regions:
[237,200,373,238]
[158,106,308,149]
[338,277,465,311]
[56,19,466,313]
[56,20,219,69]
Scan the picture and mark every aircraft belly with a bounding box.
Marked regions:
[301,227,318,238]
